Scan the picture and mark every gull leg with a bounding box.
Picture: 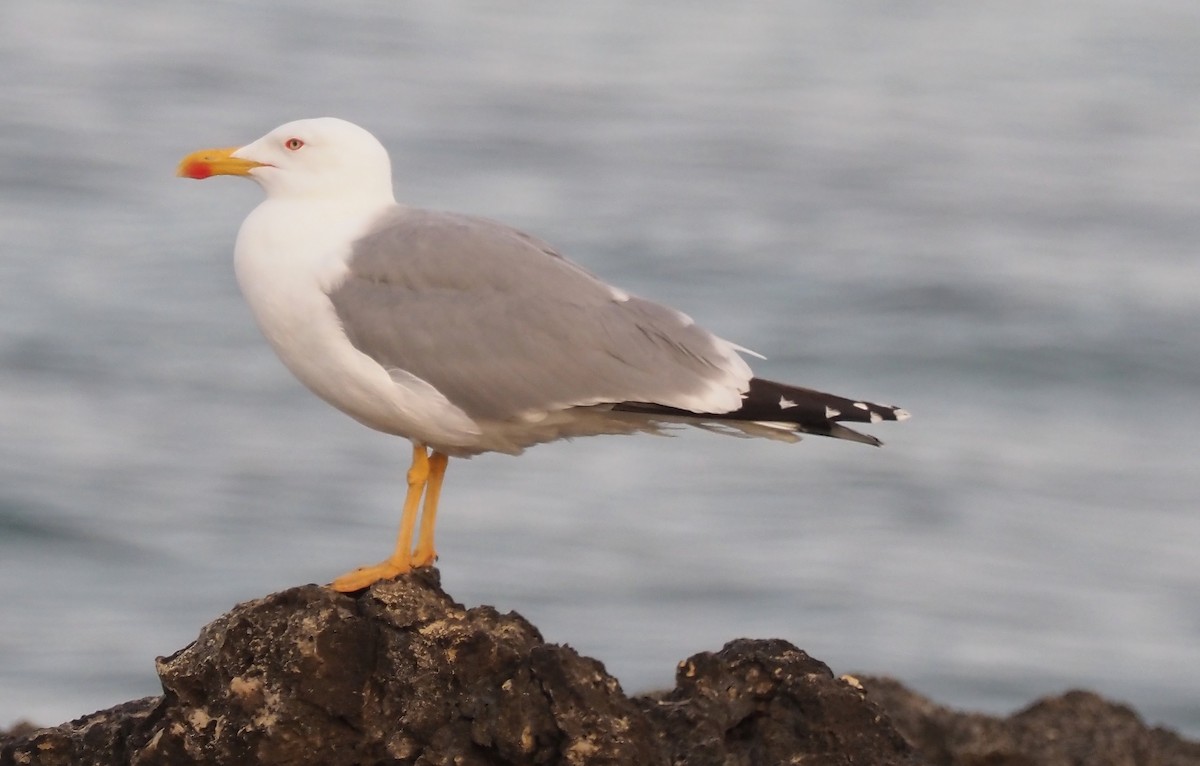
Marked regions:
[330,443,429,592]
[410,451,449,568]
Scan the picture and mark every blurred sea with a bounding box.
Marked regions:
[2,0,1198,737]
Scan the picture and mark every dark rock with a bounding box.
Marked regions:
[0,721,38,743]
[1,570,1194,765]
[0,721,42,748]
[641,638,920,765]
[859,675,1200,766]
[0,698,159,766]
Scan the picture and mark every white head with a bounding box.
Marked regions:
[178,117,396,204]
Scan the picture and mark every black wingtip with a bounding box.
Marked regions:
[611,377,906,447]
[737,378,907,430]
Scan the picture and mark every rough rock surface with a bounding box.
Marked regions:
[2,570,1196,765]
[859,675,1200,766]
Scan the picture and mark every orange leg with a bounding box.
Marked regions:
[410,451,448,568]
[330,443,430,592]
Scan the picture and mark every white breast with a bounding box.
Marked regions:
[232,199,481,448]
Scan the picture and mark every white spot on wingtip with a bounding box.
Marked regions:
[609,287,630,302]
[870,412,883,423]
[825,406,841,419]
[894,408,911,421]
[779,396,797,410]
[853,402,869,411]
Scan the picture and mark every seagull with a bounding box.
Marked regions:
[177,117,908,591]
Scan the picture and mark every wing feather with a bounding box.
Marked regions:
[328,208,751,421]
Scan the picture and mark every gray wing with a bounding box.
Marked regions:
[328,207,752,421]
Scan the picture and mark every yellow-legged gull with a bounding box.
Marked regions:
[177,117,908,591]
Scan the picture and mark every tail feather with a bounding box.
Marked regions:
[612,377,909,446]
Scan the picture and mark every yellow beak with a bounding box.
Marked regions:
[177,147,265,179]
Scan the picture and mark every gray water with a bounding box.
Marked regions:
[2,0,1199,738]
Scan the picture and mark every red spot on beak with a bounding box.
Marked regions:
[180,161,213,180]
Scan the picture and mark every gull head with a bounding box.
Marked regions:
[177,117,395,203]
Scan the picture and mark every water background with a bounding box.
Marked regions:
[2,0,1199,737]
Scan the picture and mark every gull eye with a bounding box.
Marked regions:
[284,137,305,151]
